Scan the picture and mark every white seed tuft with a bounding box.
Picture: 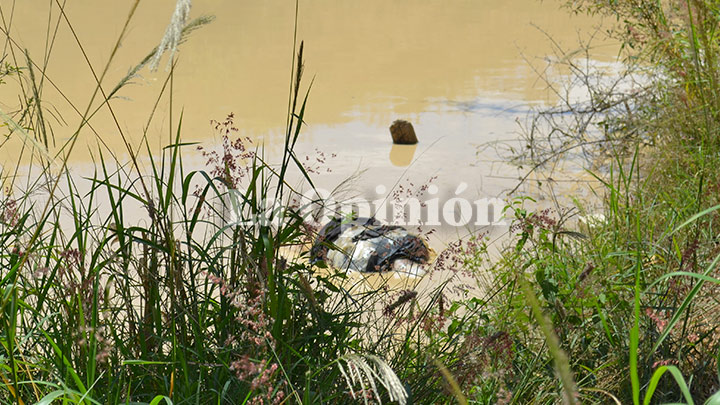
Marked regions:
[149,0,192,71]
[338,353,408,405]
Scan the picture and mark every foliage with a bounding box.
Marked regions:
[0,2,497,404]
[6,0,720,404]
[467,0,720,403]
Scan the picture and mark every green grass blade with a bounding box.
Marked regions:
[643,365,693,405]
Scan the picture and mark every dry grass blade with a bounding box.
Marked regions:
[432,359,467,405]
[0,108,54,165]
[579,387,622,405]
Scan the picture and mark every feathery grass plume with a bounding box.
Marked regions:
[338,353,408,405]
[112,15,214,98]
[383,290,417,316]
[149,0,192,71]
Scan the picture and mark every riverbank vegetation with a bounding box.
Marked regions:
[2,0,720,404]
[488,0,720,403]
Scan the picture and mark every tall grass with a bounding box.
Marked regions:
[8,0,720,403]
[0,2,503,404]
[470,0,720,403]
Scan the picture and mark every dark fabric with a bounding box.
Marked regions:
[352,224,404,241]
[310,217,429,272]
[363,233,430,272]
[310,217,379,263]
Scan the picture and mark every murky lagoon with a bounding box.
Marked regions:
[1,0,618,254]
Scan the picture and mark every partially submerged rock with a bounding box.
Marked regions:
[389,120,418,144]
[310,217,429,277]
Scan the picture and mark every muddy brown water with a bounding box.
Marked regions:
[1,0,617,291]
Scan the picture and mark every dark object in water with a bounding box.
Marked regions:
[389,120,418,144]
[311,217,429,276]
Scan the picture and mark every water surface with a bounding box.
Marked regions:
[0,0,617,250]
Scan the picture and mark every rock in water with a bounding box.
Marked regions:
[389,120,418,144]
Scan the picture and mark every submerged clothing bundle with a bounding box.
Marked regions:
[310,217,430,273]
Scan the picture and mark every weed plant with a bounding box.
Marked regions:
[7,0,720,404]
[468,0,720,403]
[0,2,500,404]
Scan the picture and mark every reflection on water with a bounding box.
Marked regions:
[389,144,417,167]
